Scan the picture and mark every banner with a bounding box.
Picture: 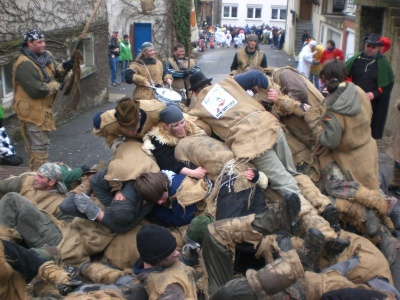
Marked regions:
[190,0,199,43]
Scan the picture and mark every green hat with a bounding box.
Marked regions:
[186,215,213,245]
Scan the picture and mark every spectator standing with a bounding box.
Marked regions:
[297,40,317,78]
[109,30,120,86]
[309,42,324,90]
[345,33,394,139]
[12,29,73,170]
[320,40,344,65]
[119,34,132,83]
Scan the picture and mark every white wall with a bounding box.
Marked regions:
[220,0,287,28]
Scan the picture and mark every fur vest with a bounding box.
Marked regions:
[142,113,207,156]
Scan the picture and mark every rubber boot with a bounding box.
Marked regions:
[296,228,326,272]
[353,185,388,216]
[321,204,341,233]
[29,151,48,171]
[325,237,350,256]
[388,165,400,191]
[378,227,398,265]
[246,249,304,299]
[80,262,125,284]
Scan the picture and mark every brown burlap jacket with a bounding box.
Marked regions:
[321,83,379,190]
[189,77,280,160]
[387,103,400,162]
[18,174,65,218]
[12,53,57,131]
[231,48,265,75]
[140,261,198,300]
[129,59,172,100]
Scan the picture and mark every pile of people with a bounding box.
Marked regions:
[2,29,400,300]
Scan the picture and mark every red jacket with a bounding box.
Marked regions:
[320,48,344,65]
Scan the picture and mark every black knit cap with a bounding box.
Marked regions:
[137,224,177,265]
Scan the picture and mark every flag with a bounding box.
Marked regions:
[190,0,199,43]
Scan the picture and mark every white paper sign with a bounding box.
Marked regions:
[202,84,237,119]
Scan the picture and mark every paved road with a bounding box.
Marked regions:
[12,42,400,290]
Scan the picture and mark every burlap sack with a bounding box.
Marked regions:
[319,230,393,285]
[103,221,184,270]
[70,218,116,256]
[105,140,160,189]
[174,176,208,207]
[305,270,369,300]
[175,136,234,182]
[103,221,147,270]
[0,241,27,300]
[175,135,254,192]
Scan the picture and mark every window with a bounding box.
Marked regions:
[247,7,262,19]
[67,33,96,79]
[223,5,238,18]
[0,59,16,106]
[271,8,287,20]
[346,0,355,8]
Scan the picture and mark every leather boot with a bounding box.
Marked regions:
[296,228,326,271]
[388,166,400,191]
[80,262,125,284]
[378,227,398,265]
[29,151,48,171]
[325,237,350,256]
[353,186,388,216]
[246,249,304,299]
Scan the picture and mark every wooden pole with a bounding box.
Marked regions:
[187,0,192,71]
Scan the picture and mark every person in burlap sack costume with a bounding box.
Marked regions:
[93,97,167,149]
[125,42,173,100]
[230,33,267,75]
[387,98,400,196]
[73,224,205,299]
[164,43,201,106]
[0,162,117,267]
[188,70,349,252]
[60,164,155,234]
[0,239,83,300]
[194,207,397,299]
[12,29,74,170]
[142,104,210,179]
[264,65,399,263]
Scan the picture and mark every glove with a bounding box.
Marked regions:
[181,242,201,266]
[125,68,134,84]
[182,70,190,77]
[74,193,100,221]
[62,57,75,70]
[80,164,91,173]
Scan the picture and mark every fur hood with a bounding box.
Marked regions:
[142,113,207,156]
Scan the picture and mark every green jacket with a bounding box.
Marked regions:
[119,40,132,61]
[345,52,394,88]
